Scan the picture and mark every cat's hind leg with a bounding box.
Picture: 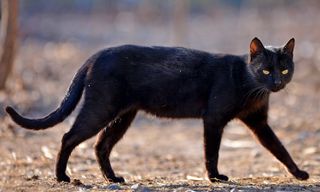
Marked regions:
[55,101,120,182]
[203,89,235,182]
[95,110,137,183]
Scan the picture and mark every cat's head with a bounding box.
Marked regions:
[248,37,295,92]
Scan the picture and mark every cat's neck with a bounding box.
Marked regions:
[241,54,250,64]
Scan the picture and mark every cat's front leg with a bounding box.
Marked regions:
[203,118,229,182]
[241,110,309,180]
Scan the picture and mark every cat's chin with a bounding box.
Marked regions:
[270,86,285,92]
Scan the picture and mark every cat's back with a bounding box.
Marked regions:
[89,44,214,78]
[112,44,211,66]
[88,44,247,84]
[92,44,246,68]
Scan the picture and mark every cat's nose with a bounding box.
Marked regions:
[271,80,283,92]
[274,80,282,87]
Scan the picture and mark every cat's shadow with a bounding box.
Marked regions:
[69,177,316,191]
[133,178,315,191]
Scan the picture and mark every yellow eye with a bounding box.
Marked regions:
[262,70,270,75]
[282,69,288,75]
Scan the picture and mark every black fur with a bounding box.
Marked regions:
[6,38,309,183]
[6,64,89,130]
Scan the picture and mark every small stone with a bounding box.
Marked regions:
[77,187,89,192]
[72,179,83,186]
[131,183,141,189]
[78,142,88,149]
[274,191,292,192]
[131,183,151,192]
[41,146,54,159]
[303,147,317,155]
[251,149,262,158]
[11,152,17,161]
[25,172,39,181]
[186,175,204,181]
[26,156,33,163]
[173,187,186,192]
[106,183,122,190]
[185,189,197,192]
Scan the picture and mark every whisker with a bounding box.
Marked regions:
[242,85,266,106]
[241,84,271,107]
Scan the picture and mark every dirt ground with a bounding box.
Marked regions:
[1,3,320,192]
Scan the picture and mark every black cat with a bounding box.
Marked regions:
[6,37,309,183]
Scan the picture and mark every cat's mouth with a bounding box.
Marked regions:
[270,85,285,92]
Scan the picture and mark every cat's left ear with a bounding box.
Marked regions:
[283,38,295,58]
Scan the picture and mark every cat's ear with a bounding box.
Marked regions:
[250,37,265,60]
[283,38,295,58]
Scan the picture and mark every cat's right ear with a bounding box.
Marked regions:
[250,37,265,60]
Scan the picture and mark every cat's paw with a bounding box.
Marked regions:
[208,174,229,182]
[56,174,71,182]
[293,170,309,180]
[108,176,125,183]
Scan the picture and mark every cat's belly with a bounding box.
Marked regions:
[140,101,205,118]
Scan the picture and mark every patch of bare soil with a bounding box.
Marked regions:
[0,117,319,191]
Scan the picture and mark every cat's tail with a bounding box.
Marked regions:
[5,64,89,130]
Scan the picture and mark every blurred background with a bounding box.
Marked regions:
[0,0,319,191]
